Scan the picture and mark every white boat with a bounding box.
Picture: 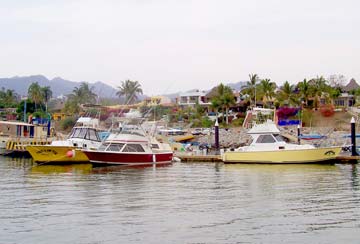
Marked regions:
[26,117,104,163]
[83,119,173,166]
[223,120,342,164]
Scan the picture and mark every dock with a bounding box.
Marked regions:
[175,154,222,162]
[336,155,360,163]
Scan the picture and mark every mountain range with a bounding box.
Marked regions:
[0,75,119,98]
[0,75,248,99]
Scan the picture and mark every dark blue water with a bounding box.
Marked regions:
[1,156,359,243]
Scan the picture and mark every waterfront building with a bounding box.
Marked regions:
[177,90,210,107]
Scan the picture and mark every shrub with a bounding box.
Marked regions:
[231,118,244,127]
[201,117,213,128]
[320,104,335,117]
[61,117,76,131]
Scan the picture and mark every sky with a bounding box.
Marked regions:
[1,0,359,95]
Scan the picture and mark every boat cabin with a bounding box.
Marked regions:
[0,121,49,139]
[238,120,314,151]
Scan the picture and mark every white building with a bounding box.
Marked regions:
[177,90,210,106]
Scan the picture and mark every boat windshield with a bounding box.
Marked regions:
[70,128,100,141]
[256,134,276,143]
[274,134,285,142]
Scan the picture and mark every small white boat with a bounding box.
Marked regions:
[223,120,342,164]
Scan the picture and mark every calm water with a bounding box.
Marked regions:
[1,156,360,244]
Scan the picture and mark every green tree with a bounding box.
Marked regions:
[65,82,97,114]
[277,81,298,106]
[328,87,341,105]
[28,82,43,110]
[298,79,311,107]
[210,83,235,124]
[244,74,259,106]
[310,76,328,109]
[258,78,276,107]
[41,86,52,112]
[116,80,143,104]
[0,88,19,108]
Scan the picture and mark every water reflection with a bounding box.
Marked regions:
[1,155,34,169]
[224,163,339,172]
[351,164,359,190]
[30,162,172,175]
[31,164,93,174]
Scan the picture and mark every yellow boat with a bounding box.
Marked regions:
[27,117,104,164]
[223,120,342,164]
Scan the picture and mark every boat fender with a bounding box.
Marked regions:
[66,150,76,158]
[173,157,181,162]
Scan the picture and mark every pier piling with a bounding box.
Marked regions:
[214,119,219,154]
[351,117,358,156]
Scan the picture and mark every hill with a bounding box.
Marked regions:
[0,75,119,98]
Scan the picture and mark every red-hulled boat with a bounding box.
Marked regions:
[82,127,173,166]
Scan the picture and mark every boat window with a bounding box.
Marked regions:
[106,143,124,152]
[256,135,276,143]
[71,128,82,138]
[274,134,285,142]
[122,144,145,152]
[151,144,160,149]
[85,129,100,141]
[98,143,109,151]
[78,128,87,139]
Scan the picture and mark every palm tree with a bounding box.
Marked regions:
[259,79,276,107]
[210,83,235,124]
[116,80,143,104]
[310,76,328,109]
[41,86,52,112]
[0,88,18,107]
[245,74,259,106]
[277,81,298,106]
[65,82,97,114]
[28,82,43,110]
[298,79,311,107]
[79,82,97,104]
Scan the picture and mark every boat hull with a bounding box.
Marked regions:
[27,145,89,163]
[83,150,173,166]
[222,147,342,164]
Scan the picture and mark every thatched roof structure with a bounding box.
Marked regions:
[343,78,360,92]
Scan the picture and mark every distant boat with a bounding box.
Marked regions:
[342,134,360,138]
[298,134,326,140]
[158,128,186,136]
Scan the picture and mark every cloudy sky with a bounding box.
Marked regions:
[1,0,359,95]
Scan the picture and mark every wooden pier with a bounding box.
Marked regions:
[175,154,222,162]
[336,155,360,163]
